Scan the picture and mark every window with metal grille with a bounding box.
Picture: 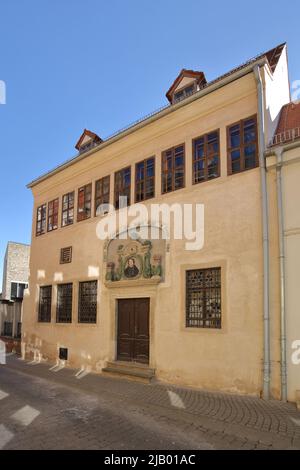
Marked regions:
[227,116,258,174]
[95,175,110,216]
[60,246,72,264]
[77,183,92,221]
[47,198,59,231]
[162,144,185,193]
[193,131,220,184]
[114,167,131,209]
[38,285,52,322]
[36,203,46,236]
[56,283,73,323]
[3,321,13,337]
[186,268,221,329]
[16,322,22,338]
[78,280,97,323]
[62,191,74,227]
[135,157,155,202]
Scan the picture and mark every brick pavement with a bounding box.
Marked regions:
[0,354,300,450]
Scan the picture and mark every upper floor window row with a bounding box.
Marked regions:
[35,115,258,236]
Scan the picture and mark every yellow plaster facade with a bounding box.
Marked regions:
[23,51,291,399]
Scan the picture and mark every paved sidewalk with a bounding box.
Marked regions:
[1,354,300,449]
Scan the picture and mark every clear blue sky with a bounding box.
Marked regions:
[0,0,299,288]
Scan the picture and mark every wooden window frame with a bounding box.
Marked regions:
[227,115,259,175]
[192,130,220,185]
[47,198,59,232]
[173,83,196,104]
[36,203,47,236]
[161,143,185,194]
[135,156,155,203]
[61,191,75,227]
[77,183,92,222]
[95,175,110,216]
[114,166,131,209]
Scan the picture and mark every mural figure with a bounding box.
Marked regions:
[105,232,165,283]
[124,257,139,278]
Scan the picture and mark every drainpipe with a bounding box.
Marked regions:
[254,65,270,400]
[275,147,287,401]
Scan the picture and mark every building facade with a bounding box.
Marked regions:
[23,43,292,400]
[0,241,30,339]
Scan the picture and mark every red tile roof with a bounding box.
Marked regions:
[276,102,300,134]
[272,101,300,145]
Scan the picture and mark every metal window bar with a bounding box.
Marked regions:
[186,268,221,329]
[78,280,97,323]
[56,283,73,323]
[38,285,52,322]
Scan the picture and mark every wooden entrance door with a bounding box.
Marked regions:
[117,298,150,364]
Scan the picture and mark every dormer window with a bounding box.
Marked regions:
[75,129,103,154]
[166,69,207,105]
[173,83,196,104]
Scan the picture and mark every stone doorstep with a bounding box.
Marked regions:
[102,361,155,384]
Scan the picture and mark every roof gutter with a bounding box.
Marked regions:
[27,57,267,189]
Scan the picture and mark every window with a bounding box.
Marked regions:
[47,198,59,232]
[36,204,46,236]
[11,282,28,300]
[135,157,155,202]
[114,167,131,209]
[162,144,185,194]
[16,322,22,339]
[78,280,97,323]
[227,116,258,174]
[186,268,221,329]
[77,184,92,221]
[173,84,195,103]
[56,283,73,323]
[193,131,220,184]
[60,246,72,264]
[62,191,74,227]
[95,176,110,216]
[38,286,52,322]
[3,322,13,337]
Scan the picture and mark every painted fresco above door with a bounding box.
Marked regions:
[104,228,166,285]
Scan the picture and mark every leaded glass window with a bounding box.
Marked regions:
[186,268,221,328]
[56,283,73,323]
[78,280,97,323]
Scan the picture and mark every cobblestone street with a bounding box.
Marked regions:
[0,355,300,450]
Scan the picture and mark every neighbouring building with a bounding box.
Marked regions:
[23,43,296,401]
[266,101,300,404]
[0,242,30,339]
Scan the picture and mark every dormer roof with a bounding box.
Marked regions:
[75,129,103,152]
[166,69,207,103]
